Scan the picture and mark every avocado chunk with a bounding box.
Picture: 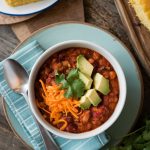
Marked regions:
[94,73,110,95]
[79,96,91,110]
[77,55,94,77]
[85,89,101,106]
[78,71,93,90]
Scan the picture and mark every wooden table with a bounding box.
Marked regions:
[0,0,150,149]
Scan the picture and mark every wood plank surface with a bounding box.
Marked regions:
[115,0,150,76]
[11,0,84,42]
[0,0,150,149]
[0,14,36,25]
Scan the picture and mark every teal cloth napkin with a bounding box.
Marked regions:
[0,40,109,150]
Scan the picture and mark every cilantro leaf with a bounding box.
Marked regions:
[66,69,79,82]
[144,145,150,150]
[71,79,85,98]
[143,131,150,141]
[55,73,69,89]
[60,79,69,89]
[55,73,65,84]
[64,86,73,98]
[111,118,150,150]
[55,69,85,99]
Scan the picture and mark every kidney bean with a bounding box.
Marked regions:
[66,123,77,133]
[57,122,64,129]
[58,53,65,61]
[62,115,73,123]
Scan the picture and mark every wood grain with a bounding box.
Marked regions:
[0,26,19,61]
[0,14,36,25]
[0,0,150,149]
[11,0,84,42]
[115,0,150,76]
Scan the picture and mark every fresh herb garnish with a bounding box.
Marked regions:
[66,69,79,82]
[111,118,150,150]
[64,86,73,98]
[71,79,85,98]
[55,69,85,99]
[55,73,69,89]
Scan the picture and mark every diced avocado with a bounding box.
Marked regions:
[77,55,94,77]
[78,71,93,90]
[79,96,91,110]
[94,73,110,95]
[85,89,101,106]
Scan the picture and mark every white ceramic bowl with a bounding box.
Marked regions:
[28,40,127,139]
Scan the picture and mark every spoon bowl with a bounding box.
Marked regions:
[3,59,28,94]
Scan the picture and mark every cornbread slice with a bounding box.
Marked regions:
[130,0,150,31]
[5,0,40,7]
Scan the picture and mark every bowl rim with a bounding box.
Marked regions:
[28,40,127,139]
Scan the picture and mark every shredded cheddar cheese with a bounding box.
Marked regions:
[37,80,80,131]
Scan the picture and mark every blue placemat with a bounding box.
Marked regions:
[0,40,109,150]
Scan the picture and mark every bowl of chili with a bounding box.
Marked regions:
[28,40,126,139]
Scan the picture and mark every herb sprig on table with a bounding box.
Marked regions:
[111,118,150,150]
[55,69,85,99]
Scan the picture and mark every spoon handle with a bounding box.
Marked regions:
[22,92,60,150]
[38,123,60,150]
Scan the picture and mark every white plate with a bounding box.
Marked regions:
[0,0,58,16]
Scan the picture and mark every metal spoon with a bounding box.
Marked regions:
[3,59,59,150]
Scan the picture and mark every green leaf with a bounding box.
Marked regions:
[146,120,150,126]
[144,143,150,150]
[55,73,69,89]
[111,118,150,150]
[133,143,145,150]
[55,69,85,99]
[143,131,150,141]
[60,79,69,89]
[110,145,132,150]
[122,145,132,150]
[66,69,79,82]
[135,135,145,144]
[55,73,65,84]
[146,120,150,130]
[110,147,120,150]
[64,86,73,98]
[71,79,85,98]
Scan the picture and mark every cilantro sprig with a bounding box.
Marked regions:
[55,69,85,99]
[111,118,150,150]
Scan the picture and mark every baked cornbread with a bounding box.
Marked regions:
[130,0,150,31]
[5,0,40,7]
